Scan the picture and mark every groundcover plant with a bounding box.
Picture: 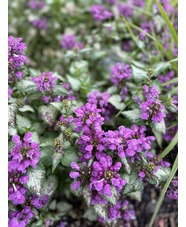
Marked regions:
[8,0,178,226]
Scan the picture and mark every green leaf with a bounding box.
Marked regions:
[57,201,72,213]
[79,48,92,54]
[28,92,42,101]
[67,75,81,92]
[161,78,178,87]
[149,155,178,227]
[52,153,62,172]
[50,102,63,111]
[102,186,119,205]
[131,63,148,82]
[41,175,58,196]
[52,85,69,96]
[40,145,53,167]
[154,166,171,182]
[93,203,107,221]
[8,125,17,136]
[121,157,131,174]
[30,131,40,143]
[61,148,79,167]
[38,105,58,126]
[153,62,171,77]
[122,170,144,194]
[152,129,163,148]
[150,119,166,134]
[83,186,92,207]
[19,105,35,112]
[155,0,178,47]
[121,109,144,125]
[16,80,37,94]
[16,115,32,134]
[83,207,97,222]
[27,163,46,196]
[69,60,88,76]
[108,94,125,110]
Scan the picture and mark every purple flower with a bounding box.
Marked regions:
[8,36,27,79]
[61,34,83,50]
[9,132,41,173]
[32,17,48,30]
[90,156,126,197]
[158,71,177,89]
[31,72,57,92]
[118,4,133,18]
[110,63,132,87]
[29,0,45,10]
[140,85,166,123]
[90,5,112,21]
[87,91,115,121]
[167,176,178,200]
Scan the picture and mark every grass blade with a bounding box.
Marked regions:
[155,0,178,47]
[161,78,178,86]
[149,154,178,227]
[160,132,178,159]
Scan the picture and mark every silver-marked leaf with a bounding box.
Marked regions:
[128,191,142,202]
[40,145,53,167]
[70,183,83,197]
[50,102,63,111]
[61,148,79,167]
[152,129,163,148]
[69,60,88,76]
[93,203,107,221]
[153,62,171,77]
[108,94,125,110]
[131,63,148,82]
[52,85,69,96]
[122,170,144,194]
[38,105,58,126]
[52,153,62,172]
[16,115,32,134]
[67,75,81,92]
[83,207,98,222]
[154,166,171,182]
[8,125,17,136]
[41,175,58,196]
[83,186,92,207]
[16,80,37,94]
[30,131,40,143]
[121,109,144,125]
[121,157,131,174]
[151,119,166,134]
[27,163,46,196]
[19,105,34,112]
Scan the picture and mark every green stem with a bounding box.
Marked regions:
[149,154,178,227]
[159,132,178,159]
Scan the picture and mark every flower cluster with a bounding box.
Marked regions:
[32,17,48,30]
[90,156,126,197]
[87,90,114,121]
[9,132,41,173]
[103,125,155,161]
[90,5,112,21]
[110,63,132,87]
[74,103,104,159]
[118,4,133,18]
[61,34,83,50]
[31,72,57,92]
[29,0,45,10]
[8,133,48,226]
[8,36,27,78]
[166,176,178,200]
[140,85,166,123]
